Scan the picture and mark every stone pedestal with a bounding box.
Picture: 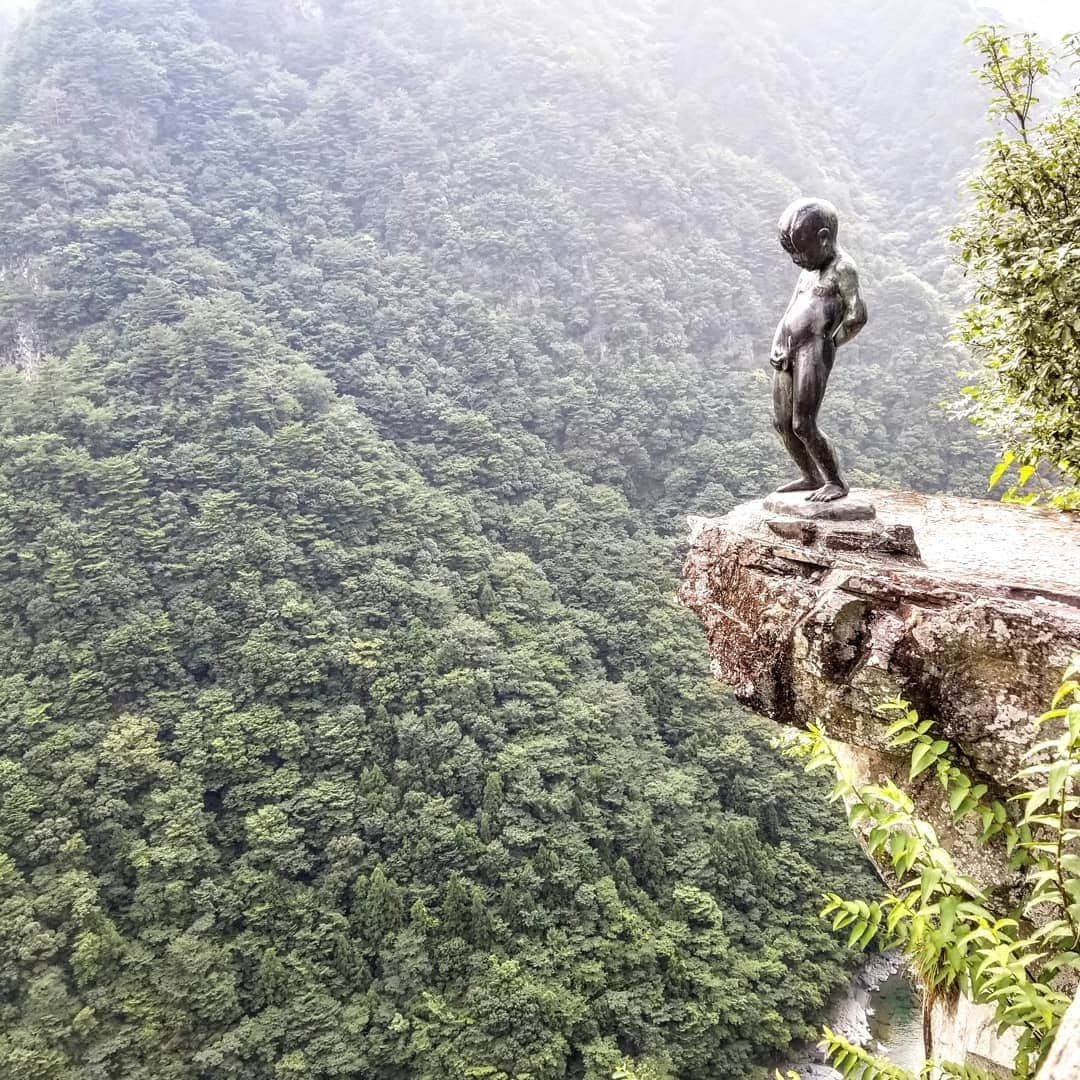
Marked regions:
[763,489,877,521]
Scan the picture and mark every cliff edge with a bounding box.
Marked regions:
[679,488,1080,1077]
[680,489,1080,795]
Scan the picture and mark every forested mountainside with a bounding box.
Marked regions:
[0,2,992,1078]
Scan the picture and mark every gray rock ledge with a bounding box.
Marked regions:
[681,489,1080,794]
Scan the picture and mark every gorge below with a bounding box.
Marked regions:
[791,953,924,1078]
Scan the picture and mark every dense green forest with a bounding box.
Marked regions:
[0,1,1000,1077]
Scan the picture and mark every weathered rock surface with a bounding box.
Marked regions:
[1038,990,1080,1079]
[680,489,1080,796]
[928,993,1017,1079]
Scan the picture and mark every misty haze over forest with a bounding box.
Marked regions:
[0,1,1075,1079]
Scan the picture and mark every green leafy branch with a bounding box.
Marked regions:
[778,657,1080,1078]
[951,27,1080,508]
[773,1028,999,1080]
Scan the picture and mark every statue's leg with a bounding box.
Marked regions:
[772,367,821,491]
[791,353,848,502]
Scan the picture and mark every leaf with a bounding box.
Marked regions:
[885,712,918,738]
[1047,759,1071,801]
[910,741,939,779]
[949,782,972,815]
[989,451,1015,489]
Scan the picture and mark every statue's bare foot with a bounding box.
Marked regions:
[776,476,822,493]
[807,482,848,502]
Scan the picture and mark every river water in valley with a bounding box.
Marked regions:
[786,954,925,1078]
[867,969,924,1072]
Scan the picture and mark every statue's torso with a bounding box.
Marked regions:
[780,267,842,356]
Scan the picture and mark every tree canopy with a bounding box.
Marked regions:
[0,1,1008,1077]
[952,27,1080,507]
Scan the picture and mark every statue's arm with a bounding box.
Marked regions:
[832,261,867,347]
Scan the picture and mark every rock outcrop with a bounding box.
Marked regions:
[679,489,1080,1077]
[680,489,1080,796]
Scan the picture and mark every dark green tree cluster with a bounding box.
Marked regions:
[0,0,995,1077]
[0,291,871,1080]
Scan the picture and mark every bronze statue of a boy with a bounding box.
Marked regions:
[770,197,866,502]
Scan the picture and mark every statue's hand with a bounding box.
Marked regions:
[770,332,792,371]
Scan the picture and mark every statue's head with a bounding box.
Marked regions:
[778,198,839,270]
